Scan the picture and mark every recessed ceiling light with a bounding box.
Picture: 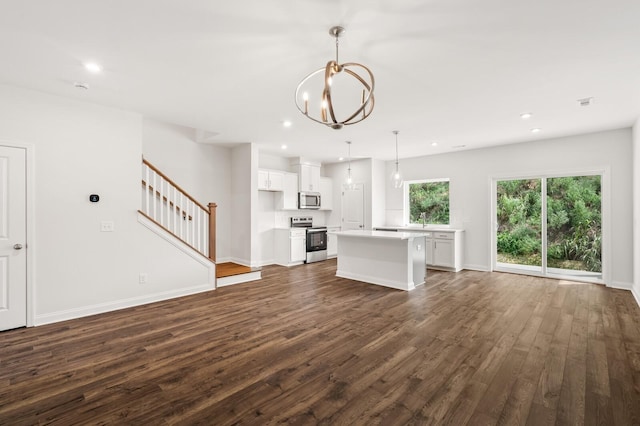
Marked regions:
[431,142,438,147]
[520,112,533,119]
[531,128,541,133]
[283,120,292,128]
[84,62,102,73]
[281,144,287,150]
[338,157,344,161]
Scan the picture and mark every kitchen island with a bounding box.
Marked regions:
[334,230,428,291]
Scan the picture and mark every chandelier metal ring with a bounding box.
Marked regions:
[295,26,375,130]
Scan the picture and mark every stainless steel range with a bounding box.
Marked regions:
[291,216,328,263]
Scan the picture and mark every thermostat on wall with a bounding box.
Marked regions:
[89,194,100,203]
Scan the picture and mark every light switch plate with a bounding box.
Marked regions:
[101,221,115,232]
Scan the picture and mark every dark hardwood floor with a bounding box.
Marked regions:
[1,259,640,425]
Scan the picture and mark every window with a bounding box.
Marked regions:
[405,179,450,225]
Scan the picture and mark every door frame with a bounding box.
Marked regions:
[489,166,611,286]
[0,140,35,327]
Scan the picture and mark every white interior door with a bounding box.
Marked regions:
[342,183,364,230]
[0,146,27,331]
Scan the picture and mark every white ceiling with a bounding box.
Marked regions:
[1,0,639,163]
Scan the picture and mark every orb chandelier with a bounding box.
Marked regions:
[295,26,375,130]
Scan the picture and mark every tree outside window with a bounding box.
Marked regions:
[406,179,450,225]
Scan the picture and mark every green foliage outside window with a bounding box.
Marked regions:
[496,176,601,272]
[409,181,449,225]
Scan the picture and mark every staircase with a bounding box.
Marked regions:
[139,158,260,287]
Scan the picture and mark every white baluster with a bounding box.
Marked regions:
[145,165,150,214]
[152,171,157,220]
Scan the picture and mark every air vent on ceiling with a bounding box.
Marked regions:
[577,97,593,107]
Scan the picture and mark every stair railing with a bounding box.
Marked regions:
[140,158,216,261]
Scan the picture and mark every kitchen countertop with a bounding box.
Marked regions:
[335,230,429,240]
[375,226,464,232]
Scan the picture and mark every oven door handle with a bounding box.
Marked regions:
[306,229,327,234]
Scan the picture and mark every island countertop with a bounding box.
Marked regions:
[334,230,430,240]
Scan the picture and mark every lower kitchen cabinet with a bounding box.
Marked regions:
[274,228,306,266]
[373,227,464,272]
[427,230,464,271]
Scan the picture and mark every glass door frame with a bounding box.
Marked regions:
[490,168,609,285]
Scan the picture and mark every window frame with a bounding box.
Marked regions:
[403,178,451,227]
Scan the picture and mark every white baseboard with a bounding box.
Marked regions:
[216,256,233,263]
[609,281,633,290]
[35,283,215,326]
[630,285,640,308]
[336,269,413,291]
[217,271,262,287]
[463,264,491,272]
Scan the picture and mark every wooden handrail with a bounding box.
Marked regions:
[143,158,210,212]
[141,158,217,263]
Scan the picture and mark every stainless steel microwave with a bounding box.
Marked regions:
[298,192,321,209]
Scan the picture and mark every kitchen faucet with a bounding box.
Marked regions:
[420,212,426,228]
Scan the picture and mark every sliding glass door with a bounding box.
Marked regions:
[495,174,602,282]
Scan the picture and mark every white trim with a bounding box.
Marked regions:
[631,286,640,308]
[226,257,252,267]
[0,140,36,327]
[138,212,215,274]
[35,283,214,326]
[608,281,633,291]
[336,269,416,291]
[217,271,262,287]
[462,264,491,272]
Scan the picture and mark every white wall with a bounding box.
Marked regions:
[0,85,215,325]
[324,158,374,229]
[633,119,640,304]
[142,118,232,260]
[230,143,258,266]
[385,128,633,287]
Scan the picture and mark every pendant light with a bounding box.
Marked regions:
[391,130,403,189]
[345,141,355,190]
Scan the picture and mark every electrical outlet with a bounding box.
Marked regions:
[139,273,148,284]
[101,221,115,232]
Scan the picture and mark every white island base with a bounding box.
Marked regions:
[335,230,428,291]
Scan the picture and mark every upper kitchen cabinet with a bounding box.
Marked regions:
[258,169,284,191]
[319,177,333,210]
[276,172,299,210]
[291,159,321,192]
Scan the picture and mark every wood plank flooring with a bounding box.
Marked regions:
[1,259,640,425]
[216,262,254,278]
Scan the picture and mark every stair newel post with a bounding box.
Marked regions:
[208,203,217,262]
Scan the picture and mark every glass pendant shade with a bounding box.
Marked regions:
[391,168,403,189]
[390,130,403,189]
[344,141,355,190]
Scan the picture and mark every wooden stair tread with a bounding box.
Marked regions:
[216,262,255,278]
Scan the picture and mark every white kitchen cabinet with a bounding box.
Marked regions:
[298,164,320,192]
[319,177,333,210]
[373,227,464,272]
[428,230,464,271]
[274,228,306,266]
[258,169,284,191]
[276,172,298,210]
